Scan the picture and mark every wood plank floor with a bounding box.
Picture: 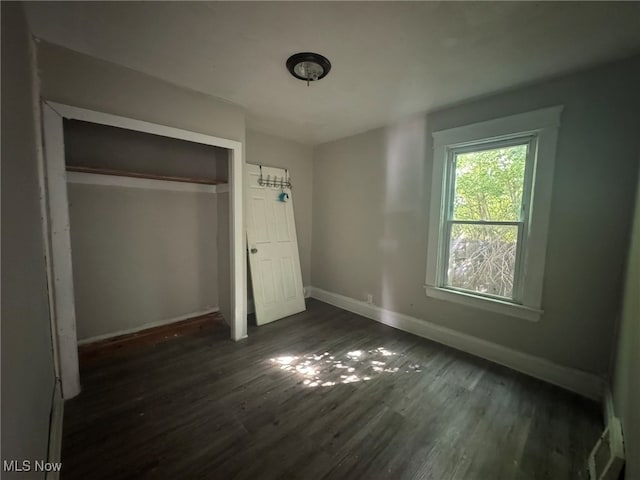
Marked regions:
[61,299,602,480]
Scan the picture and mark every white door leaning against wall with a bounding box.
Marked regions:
[246,164,305,325]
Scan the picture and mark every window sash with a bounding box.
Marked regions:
[438,136,537,303]
[442,220,523,302]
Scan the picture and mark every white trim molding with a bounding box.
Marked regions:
[431,106,563,146]
[66,171,224,194]
[46,102,241,151]
[46,381,64,480]
[42,103,82,399]
[425,286,543,322]
[77,307,220,345]
[604,389,625,464]
[426,106,563,321]
[309,286,603,401]
[228,144,247,341]
[588,387,625,479]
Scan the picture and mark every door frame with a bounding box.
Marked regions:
[40,101,247,399]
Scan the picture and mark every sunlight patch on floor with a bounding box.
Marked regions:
[270,347,423,387]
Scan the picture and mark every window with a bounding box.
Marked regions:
[426,107,563,321]
[444,138,533,300]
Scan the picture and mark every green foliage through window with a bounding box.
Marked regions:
[453,144,526,222]
[445,143,528,298]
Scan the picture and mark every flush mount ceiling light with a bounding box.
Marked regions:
[286,52,331,86]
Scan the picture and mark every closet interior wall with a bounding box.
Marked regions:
[64,120,229,342]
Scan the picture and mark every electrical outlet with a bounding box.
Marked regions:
[366,294,374,305]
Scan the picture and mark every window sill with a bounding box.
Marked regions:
[424,285,543,322]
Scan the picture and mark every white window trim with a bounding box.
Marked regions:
[425,106,563,322]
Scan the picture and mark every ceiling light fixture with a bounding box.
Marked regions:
[286,52,331,86]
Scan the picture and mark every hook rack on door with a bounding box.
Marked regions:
[258,165,292,189]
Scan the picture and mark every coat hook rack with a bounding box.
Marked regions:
[258,165,292,189]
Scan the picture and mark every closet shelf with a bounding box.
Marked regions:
[66,165,224,186]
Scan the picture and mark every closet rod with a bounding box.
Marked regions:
[66,165,223,186]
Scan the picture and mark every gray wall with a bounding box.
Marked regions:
[68,184,219,340]
[312,56,640,375]
[246,130,314,286]
[612,168,640,480]
[37,42,245,143]
[1,2,56,477]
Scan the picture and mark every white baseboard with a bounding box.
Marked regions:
[46,380,64,480]
[604,387,616,428]
[247,286,312,315]
[588,386,625,479]
[77,307,219,345]
[309,286,604,401]
[604,387,625,458]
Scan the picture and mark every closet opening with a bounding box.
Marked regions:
[40,102,246,399]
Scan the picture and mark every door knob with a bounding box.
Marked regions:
[250,248,258,254]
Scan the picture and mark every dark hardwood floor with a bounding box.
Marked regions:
[61,299,601,480]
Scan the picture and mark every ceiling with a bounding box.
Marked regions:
[25,2,640,145]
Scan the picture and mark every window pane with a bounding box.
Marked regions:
[453,144,527,222]
[446,223,518,298]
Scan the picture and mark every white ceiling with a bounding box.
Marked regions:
[26,2,640,145]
